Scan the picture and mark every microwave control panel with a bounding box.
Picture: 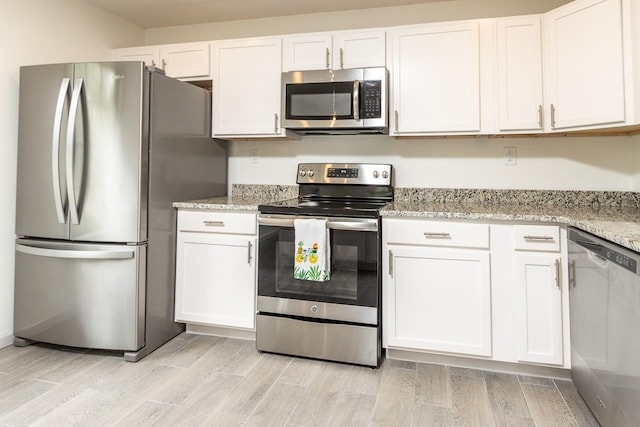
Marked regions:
[362,80,382,119]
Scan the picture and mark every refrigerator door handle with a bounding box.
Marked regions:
[66,77,84,225]
[16,243,135,260]
[52,78,70,224]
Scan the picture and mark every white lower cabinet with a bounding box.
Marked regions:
[513,225,564,366]
[175,210,257,329]
[515,254,563,365]
[383,218,569,368]
[384,219,492,357]
[387,246,492,356]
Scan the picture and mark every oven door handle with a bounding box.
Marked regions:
[257,214,378,232]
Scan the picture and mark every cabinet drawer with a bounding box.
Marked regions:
[178,211,256,235]
[513,225,560,252]
[384,219,489,249]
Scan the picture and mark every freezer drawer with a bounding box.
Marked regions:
[14,239,146,351]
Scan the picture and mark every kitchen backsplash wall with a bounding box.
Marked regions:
[228,134,638,193]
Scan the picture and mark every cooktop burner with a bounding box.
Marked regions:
[258,163,394,218]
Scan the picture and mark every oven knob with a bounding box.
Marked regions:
[300,170,306,177]
[308,170,315,177]
[373,170,380,178]
[382,170,389,179]
[310,305,318,313]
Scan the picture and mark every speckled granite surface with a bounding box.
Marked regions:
[382,200,640,252]
[174,185,640,253]
[172,184,297,210]
[394,188,640,207]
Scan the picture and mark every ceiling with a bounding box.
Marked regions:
[85,0,454,29]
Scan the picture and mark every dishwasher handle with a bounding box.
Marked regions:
[570,229,638,274]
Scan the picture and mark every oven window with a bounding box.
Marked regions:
[258,226,379,307]
[286,82,355,120]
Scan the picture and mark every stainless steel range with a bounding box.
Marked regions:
[256,163,393,367]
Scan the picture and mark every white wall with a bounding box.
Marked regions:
[632,134,640,190]
[229,135,635,191]
[144,0,571,44]
[0,0,143,348]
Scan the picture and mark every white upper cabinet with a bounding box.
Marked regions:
[544,0,629,131]
[283,34,332,71]
[282,30,386,71]
[495,16,545,133]
[112,42,210,79]
[390,21,481,135]
[211,37,288,138]
[158,42,210,79]
[112,46,160,67]
[333,31,386,70]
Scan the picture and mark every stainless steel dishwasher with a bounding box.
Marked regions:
[568,227,640,427]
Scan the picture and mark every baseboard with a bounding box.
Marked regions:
[0,333,14,349]
[186,323,256,341]
[386,348,571,380]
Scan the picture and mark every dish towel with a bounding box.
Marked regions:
[293,218,331,282]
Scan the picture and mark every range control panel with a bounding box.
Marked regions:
[297,163,392,185]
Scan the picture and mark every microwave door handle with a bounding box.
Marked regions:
[353,80,360,121]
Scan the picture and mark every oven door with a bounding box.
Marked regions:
[257,214,380,325]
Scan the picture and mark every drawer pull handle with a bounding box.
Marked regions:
[524,235,554,241]
[424,232,451,239]
[203,220,224,227]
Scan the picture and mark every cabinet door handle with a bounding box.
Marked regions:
[340,48,344,69]
[151,59,156,67]
[538,104,543,129]
[162,59,167,69]
[424,232,451,239]
[247,241,253,264]
[394,110,399,132]
[550,104,556,129]
[326,48,330,69]
[274,113,279,133]
[524,235,554,241]
[388,250,393,278]
[555,258,561,289]
[203,220,224,227]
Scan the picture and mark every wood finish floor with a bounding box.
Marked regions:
[0,333,599,427]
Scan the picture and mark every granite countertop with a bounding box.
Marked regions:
[382,200,640,253]
[174,185,640,253]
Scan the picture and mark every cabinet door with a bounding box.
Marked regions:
[283,34,332,71]
[386,246,492,356]
[159,42,210,79]
[495,16,544,132]
[112,46,160,67]
[175,232,256,329]
[544,0,625,130]
[391,22,481,134]
[515,254,563,365]
[333,31,386,69]
[212,37,285,137]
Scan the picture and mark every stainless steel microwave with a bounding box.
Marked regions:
[281,67,388,135]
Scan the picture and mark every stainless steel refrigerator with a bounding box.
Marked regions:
[13,62,226,361]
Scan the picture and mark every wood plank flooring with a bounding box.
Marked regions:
[0,333,599,426]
